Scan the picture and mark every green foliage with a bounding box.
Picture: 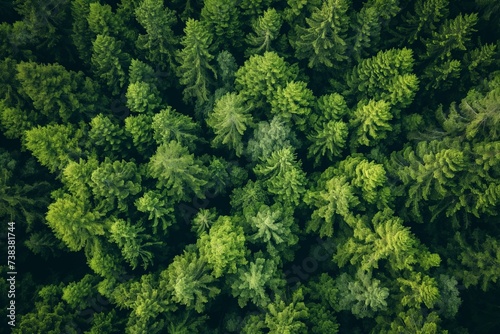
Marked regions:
[201,0,241,49]
[207,92,253,156]
[197,216,248,278]
[176,19,216,105]
[452,230,500,291]
[346,48,416,104]
[46,193,104,251]
[151,106,200,151]
[308,120,349,164]
[230,256,284,308]
[336,270,389,318]
[89,114,127,153]
[247,204,299,258]
[148,140,208,201]
[398,0,449,44]
[247,116,299,162]
[246,8,283,56]
[3,1,500,332]
[135,0,177,71]
[89,158,141,212]
[254,147,307,206]
[350,99,393,147]
[135,190,174,234]
[423,13,478,61]
[265,288,309,333]
[91,34,130,96]
[235,51,299,107]
[126,81,161,114]
[124,114,155,153]
[24,123,84,173]
[271,81,315,131]
[16,61,101,121]
[294,0,349,68]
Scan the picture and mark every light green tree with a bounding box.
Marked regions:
[197,216,248,278]
[148,140,208,201]
[230,256,285,308]
[206,92,253,157]
[245,8,283,56]
[160,248,220,312]
[254,147,307,206]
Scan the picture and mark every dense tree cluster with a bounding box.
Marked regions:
[1,0,499,333]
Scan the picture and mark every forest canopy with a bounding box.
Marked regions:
[1,0,500,333]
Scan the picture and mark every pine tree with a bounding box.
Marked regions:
[151,106,200,151]
[235,51,299,108]
[265,288,309,333]
[247,116,299,163]
[271,81,315,131]
[350,99,393,148]
[160,248,220,312]
[423,13,478,61]
[91,34,130,96]
[16,61,102,122]
[148,140,208,201]
[206,92,253,157]
[254,147,307,206]
[336,270,390,318]
[135,191,174,234]
[89,158,142,212]
[197,216,248,278]
[398,0,449,44]
[46,193,104,251]
[245,8,283,56]
[230,256,284,308]
[293,0,349,69]
[135,0,177,71]
[201,0,241,49]
[24,123,85,173]
[176,19,216,105]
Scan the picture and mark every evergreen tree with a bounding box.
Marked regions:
[235,51,299,108]
[197,216,248,278]
[294,0,349,68]
[148,140,208,201]
[160,248,220,313]
[176,19,216,105]
[91,34,130,96]
[201,0,241,49]
[206,92,253,157]
[254,147,307,206]
[135,0,177,71]
[245,8,283,56]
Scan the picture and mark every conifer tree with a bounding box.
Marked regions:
[135,0,177,71]
[230,256,284,308]
[294,0,349,68]
[151,106,200,151]
[245,8,283,56]
[148,140,208,201]
[197,216,248,278]
[254,147,307,206]
[206,92,253,157]
[160,248,221,312]
[235,51,299,108]
[91,34,130,96]
[201,0,241,49]
[176,19,216,105]
[398,0,449,44]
